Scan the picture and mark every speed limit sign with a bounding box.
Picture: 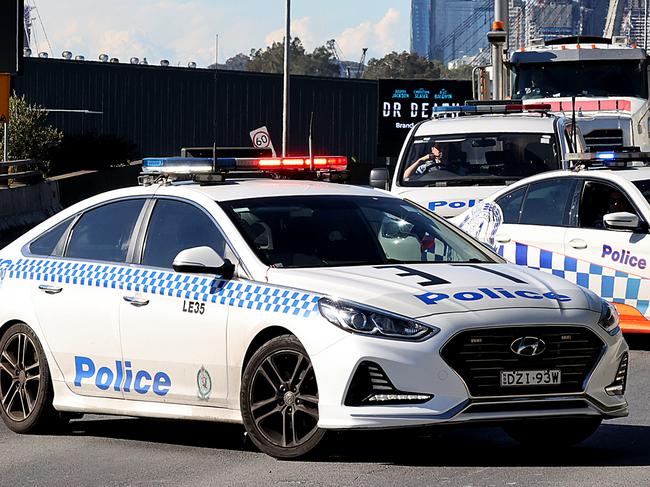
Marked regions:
[250,126,276,156]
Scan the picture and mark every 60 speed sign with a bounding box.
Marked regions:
[250,126,276,155]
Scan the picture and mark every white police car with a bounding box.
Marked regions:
[370,102,586,217]
[457,151,650,334]
[0,155,628,458]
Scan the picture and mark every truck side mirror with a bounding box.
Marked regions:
[369,167,390,190]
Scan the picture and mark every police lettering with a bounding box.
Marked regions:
[74,356,171,396]
[602,244,646,270]
[183,300,206,315]
[428,199,478,211]
[415,287,572,305]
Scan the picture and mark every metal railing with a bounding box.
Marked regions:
[0,159,44,187]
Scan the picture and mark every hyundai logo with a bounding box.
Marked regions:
[510,336,546,356]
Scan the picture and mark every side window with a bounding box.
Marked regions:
[66,199,146,263]
[519,179,574,226]
[578,181,638,230]
[29,217,74,256]
[495,186,527,224]
[142,199,229,269]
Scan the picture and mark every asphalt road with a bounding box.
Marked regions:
[0,339,648,487]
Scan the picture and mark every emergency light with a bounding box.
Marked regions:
[566,150,650,169]
[433,103,551,115]
[140,155,348,184]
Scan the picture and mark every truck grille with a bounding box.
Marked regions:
[583,129,624,151]
[440,326,605,397]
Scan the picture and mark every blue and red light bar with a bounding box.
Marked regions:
[566,151,650,168]
[433,103,551,115]
[142,155,348,175]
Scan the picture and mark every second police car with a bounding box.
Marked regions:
[457,151,650,333]
[0,155,629,458]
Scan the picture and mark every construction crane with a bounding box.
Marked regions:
[604,0,625,38]
[356,48,368,78]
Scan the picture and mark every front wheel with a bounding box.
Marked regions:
[240,335,326,459]
[0,323,62,433]
[502,417,603,447]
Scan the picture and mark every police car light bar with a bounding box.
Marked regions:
[433,103,551,115]
[566,151,650,168]
[141,155,348,176]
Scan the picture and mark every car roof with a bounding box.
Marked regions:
[414,114,558,137]
[169,178,390,202]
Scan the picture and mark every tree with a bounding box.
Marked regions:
[445,64,474,80]
[224,53,251,71]
[0,94,62,165]
[363,51,446,80]
[246,38,339,77]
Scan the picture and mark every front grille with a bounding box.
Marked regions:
[583,129,624,151]
[440,326,605,397]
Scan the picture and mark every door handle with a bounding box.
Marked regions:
[123,296,150,307]
[569,238,588,250]
[38,284,63,295]
[495,233,511,244]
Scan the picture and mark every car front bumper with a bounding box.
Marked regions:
[311,308,629,430]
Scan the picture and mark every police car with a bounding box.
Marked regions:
[457,151,650,333]
[0,154,628,459]
[370,101,586,217]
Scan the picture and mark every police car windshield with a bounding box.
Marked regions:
[401,134,560,187]
[220,196,496,268]
[633,180,650,205]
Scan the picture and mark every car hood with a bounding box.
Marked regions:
[266,263,600,319]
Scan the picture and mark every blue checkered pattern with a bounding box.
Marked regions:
[498,242,650,318]
[5,258,321,318]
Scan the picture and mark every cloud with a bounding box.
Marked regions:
[337,8,402,60]
[265,17,314,49]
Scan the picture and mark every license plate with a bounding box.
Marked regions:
[500,369,561,387]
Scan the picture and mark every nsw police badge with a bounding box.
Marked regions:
[197,366,212,400]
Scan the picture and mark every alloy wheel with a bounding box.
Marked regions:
[0,332,41,422]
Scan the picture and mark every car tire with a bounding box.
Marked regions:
[240,334,326,459]
[502,417,603,447]
[0,323,64,433]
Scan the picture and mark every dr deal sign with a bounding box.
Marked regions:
[377,79,472,157]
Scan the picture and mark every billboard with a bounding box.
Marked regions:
[377,79,472,157]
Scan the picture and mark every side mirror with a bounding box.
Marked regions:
[369,167,390,190]
[172,246,234,278]
[603,212,641,231]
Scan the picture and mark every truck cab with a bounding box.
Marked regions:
[371,105,585,218]
[510,36,649,151]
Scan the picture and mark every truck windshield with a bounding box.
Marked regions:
[512,60,647,100]
[400,133,560,187]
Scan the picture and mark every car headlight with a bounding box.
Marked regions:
[598,300,620,336]
[318,297,439,340]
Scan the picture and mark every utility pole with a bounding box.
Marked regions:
[487,0,508,100]
[282,0,291,157]
[645,0,648,50]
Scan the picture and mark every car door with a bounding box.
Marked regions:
[118,198,236,407]
[30,197,147,399]
[493,177,577,274]
[564,179,650,321]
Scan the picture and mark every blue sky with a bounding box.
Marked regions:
[32,1,410,67]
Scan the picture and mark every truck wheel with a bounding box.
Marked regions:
[0,323,62,433]
[502,417,602,447]
[241,335,326,459]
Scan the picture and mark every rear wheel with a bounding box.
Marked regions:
[502,417,602,447]
[241,335,326,459]
[0,323,62,433]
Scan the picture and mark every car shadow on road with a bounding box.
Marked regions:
[65,416,650,467]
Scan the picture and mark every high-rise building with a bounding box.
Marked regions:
[411,0,431,58]
[430,0,492,63]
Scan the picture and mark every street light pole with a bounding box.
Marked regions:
[282,0,291,157]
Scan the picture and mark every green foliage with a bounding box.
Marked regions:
[243,38,340,77]
[0,94,62,165]
[363,51,474,80]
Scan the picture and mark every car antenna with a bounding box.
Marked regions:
[571,96,577,151]
[308,110,314,171]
